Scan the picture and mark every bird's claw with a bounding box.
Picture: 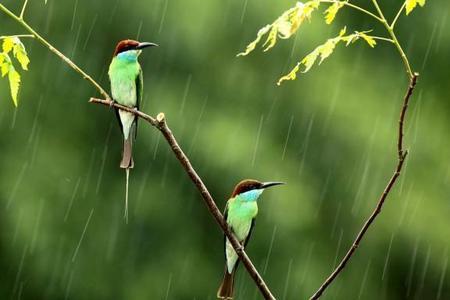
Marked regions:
[109,100,116,108]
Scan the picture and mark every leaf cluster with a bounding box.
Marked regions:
[238,0,426,85]
[0,36,30,106]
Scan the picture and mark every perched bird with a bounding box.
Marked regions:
[108,39,157,169]
[217,179,284,299]
[108,39,157,222]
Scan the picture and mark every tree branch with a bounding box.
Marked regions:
[89,98,276,300]
[1,2,273,296]
[309,73,419,300]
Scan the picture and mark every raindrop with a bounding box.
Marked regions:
[136,20,144,40]
[406,237,420,297]
[165,273,173,300]
[330,202,341,238]
[70,0,79,31]
[300,242,315,286]
[10,107,18,129]
[158,0,169,34]
[251,114,264,167]
[382,233,395,280]
[417,245,432,296]
[70,23,82,59]
[262,225,277,274]
[30,198,45,253]
[298,114,314,175]
[64,177,81,222]
[153,133,161,159]
[421,21,438,71]
[281,116,294,160]
[64,270,74,300]
[27,96,43,145]
[12,243,29,298]
[240,0,249,23]
[82,148,96,199]
[179,74,192,115]
[72,208,94,262]
[6,162,28,209]
[358,259,371,299]
[436,247,448,300]
[333,229,344,268]
[95,122,113,194]
[82,13,98,51]
[282,259,293,300]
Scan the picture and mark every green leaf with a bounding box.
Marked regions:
[405,0,426,15]
[324,1,345,24]
[8,65,21,106]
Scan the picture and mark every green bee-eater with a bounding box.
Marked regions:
[108,39,157,222]
[217,179,284,299]
[108,39,157,169]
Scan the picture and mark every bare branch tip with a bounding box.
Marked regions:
[156,112,165,122]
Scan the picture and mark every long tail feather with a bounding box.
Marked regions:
[120,138,134,169]
[124,168,130,223]
[217,267,235,299]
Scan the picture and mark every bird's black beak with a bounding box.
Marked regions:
[136,42,159,49]
[261,182,285,189]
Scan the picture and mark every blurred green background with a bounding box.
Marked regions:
[1,0,449,299]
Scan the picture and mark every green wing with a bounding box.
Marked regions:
[134,68,143,139]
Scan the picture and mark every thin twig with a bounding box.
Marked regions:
[370,0,413,79]
[370,36,394,43]
[391,2,406,29]
[19,0,29,19]
[0,34,35,39]
[89,98,276,300]
[309,73,419,300]
[0,3,110,100]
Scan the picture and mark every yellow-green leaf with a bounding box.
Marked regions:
[0,53,11,77]
[263,25,279,52]
[237,0,321,56]
[2,37,15,54]
[359,32,376,48]
[277,63,301,86]
[8,65,21,106]
[301,50,320,72]
[324,1,345,24]
[13,41,30,70]
[405,0,426,15]
[277,27,378,85]
[237,25,271,56]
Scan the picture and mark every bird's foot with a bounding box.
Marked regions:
[109,99,116,108]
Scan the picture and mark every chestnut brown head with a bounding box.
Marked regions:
[231,179,284,198]
[113,39,158,56]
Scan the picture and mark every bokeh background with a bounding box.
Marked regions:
[1,0,449,299]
